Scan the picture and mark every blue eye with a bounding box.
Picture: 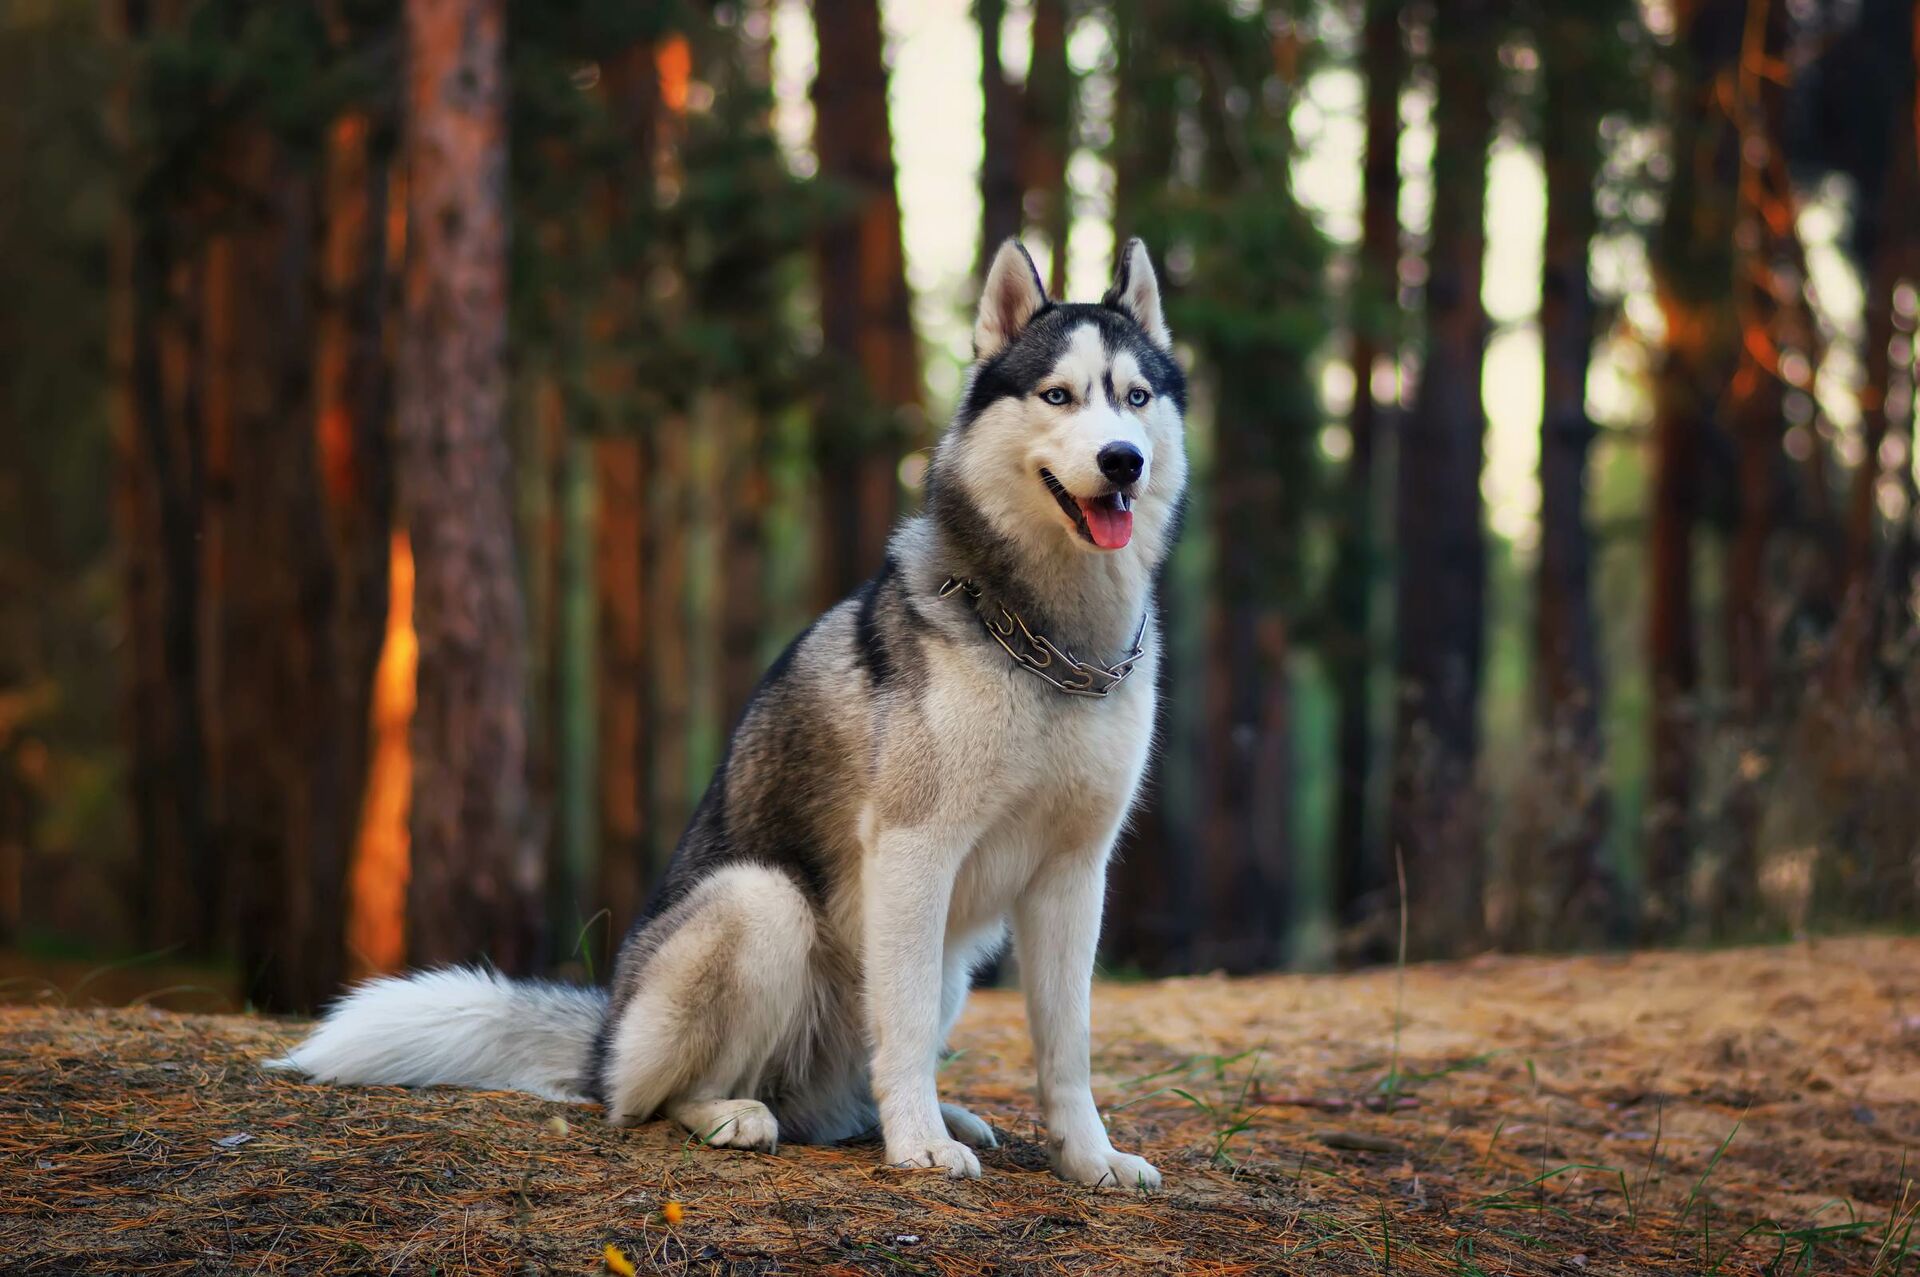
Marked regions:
[1040,387,1071,406]
[1127,387,1151,408]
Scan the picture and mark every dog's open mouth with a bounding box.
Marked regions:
[1040,468,1134,550]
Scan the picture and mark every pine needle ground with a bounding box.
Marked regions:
[4,936,1918,1274]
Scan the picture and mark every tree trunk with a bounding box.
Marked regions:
[1391,0,1494,960]
[1530,8,1614,947]
[1644,0,1742,937]
[1331,0,1402,959]
[595,433,648,938]
[648,418,694,883]
[218,128,350,1011]
[398,0,539,970]
[1023,0,1072,297]
[1101,0,1190,975]
[720,395,770,730]
[111,0,216,960]
[315,107,396,987]
[977,0,1022,276]
[811,0,920,608]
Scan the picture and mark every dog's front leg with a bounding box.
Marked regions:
[1014,845,1162,1190]
[864,826,980,1178]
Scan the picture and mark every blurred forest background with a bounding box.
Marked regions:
[1,0,1917,1011]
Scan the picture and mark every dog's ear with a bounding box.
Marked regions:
[974,239,1048,360]
[1102,238,1171,351]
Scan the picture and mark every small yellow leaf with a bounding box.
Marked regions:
[602,1242,636,1276]
[662,1199,685,1226]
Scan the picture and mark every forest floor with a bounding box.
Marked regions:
[3,936,1919,1275]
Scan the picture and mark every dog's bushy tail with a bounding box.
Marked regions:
[265,967,606,1103]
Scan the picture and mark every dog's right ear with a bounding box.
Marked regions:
[974,239,1048,360]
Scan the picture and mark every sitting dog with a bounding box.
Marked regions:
[272,237,1188,1188]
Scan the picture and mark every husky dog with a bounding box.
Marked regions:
[271,239,1188,1188]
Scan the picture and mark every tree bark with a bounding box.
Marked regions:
[217,128,350,1011]
[1644,0,1742,937]
[1023,0,1072,297]
[977,0,1023,276]
[1391,0,1494,960]
[1331,0,1402,958]
[315,107,396,987]
[398,0,539,970]
[811,0,920,608]
[1531,7,1615,947]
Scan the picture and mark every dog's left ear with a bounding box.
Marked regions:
[975,239,1048,360]
[1102,238,1171,351]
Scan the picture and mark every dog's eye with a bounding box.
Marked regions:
[1040,387,1072,406]
[1127,387,1151,408]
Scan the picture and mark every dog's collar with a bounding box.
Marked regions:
[938,576,1148,699]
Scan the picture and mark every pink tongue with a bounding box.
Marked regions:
[1077,498,1134,549]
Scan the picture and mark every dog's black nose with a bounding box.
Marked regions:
[1097,442,1144,487]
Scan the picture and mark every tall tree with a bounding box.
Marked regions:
[1330,0,1403,957]
[1643,0,1741,935]
[1527,0,1621,945]
[811,0,920,607]
[1023,0,1073,297]
[1391,0,1496,959]
[398,0,539,969]
[977,0,1023,273]
[1101,0,1195,974]
[1188,5,1324,972]
[112,0,214,957]
[217,121,350,1011]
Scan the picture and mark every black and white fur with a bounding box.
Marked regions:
[270,239,1189,1188]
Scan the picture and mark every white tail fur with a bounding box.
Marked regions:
[265,967,606,1103]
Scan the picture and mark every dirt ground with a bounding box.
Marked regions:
[3,936,1918,1275]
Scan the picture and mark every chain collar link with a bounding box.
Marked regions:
[939,576,1148,699]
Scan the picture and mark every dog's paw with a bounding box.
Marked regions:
[888,1135,983,1179]
[675,1099,780,1152]
[940,1102,999,1150]
[1052,1144,1161,1192]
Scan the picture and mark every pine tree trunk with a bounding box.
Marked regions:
[1531,10,1614,947]
[977,0,1022,275]
[720,394,769,730]
[1024,0,1072,297]
[587,39,661,943]
[1644,0,1742,937]
[1331,0,1402,958]
[111,0,211,959]
[398,0,539,970]
[218,128,350,1011]
[811,0,919,608]
[315,107,395,987]
[1101,0,1189,975]
[1391,0,1494,960]
[595,433,649,937]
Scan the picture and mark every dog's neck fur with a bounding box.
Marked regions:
[905,467,1164,667]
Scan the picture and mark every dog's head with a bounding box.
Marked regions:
[935,239,1188,566]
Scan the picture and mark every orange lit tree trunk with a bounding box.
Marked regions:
[1330,0,1402,957]
[316,106,396,984]
[398,0,540,970]
[811,0,920,607]
[593,40,661,937]
[1391,0,1494,960]
[1645,0,1741,936]
[1529,3,1616,947]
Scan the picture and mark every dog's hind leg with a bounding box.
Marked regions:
[600,864,816,1152]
